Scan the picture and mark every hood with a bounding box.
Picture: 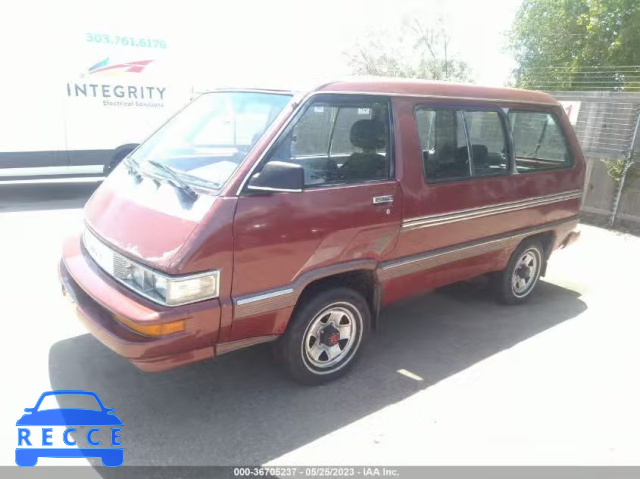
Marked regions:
[84,167,217,271]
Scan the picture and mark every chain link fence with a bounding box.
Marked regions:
[549,91,640,230]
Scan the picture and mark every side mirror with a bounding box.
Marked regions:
[247,161,304,193]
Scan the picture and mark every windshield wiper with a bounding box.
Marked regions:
[146,160,199,200]
[125,157,143,181]
[167,168,222,190]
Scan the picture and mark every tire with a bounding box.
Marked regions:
[494,239,545,305]
[276,287,371,385]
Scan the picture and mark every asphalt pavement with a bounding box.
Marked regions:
[1,180,639,469]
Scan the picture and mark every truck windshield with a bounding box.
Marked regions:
[131,91,293,188]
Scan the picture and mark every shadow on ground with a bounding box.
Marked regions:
[48,279,586,473]
[0,181,100,213]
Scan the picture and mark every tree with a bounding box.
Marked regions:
[509,0,640,91]
[345,18,472,82]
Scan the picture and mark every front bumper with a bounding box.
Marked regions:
[59,233,219,372]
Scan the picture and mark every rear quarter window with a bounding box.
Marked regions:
[508,111,573,173]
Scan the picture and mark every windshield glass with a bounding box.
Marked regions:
[131,91,292,187]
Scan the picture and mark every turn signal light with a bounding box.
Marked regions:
[114,315,186,337]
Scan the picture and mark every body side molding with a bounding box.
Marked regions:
[402,190,582,231]
[233,216,579,317]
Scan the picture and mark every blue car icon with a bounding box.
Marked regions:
[16,390,123,467]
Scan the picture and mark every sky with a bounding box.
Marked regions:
[185,0,523,90]
[1,0,522,91]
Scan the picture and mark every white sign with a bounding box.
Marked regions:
[559,101,581,125]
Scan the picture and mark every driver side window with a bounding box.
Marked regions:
[266,99,391,187]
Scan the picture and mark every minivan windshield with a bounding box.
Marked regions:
[131,91,293,188]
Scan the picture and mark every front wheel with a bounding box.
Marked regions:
[277,287,370,385]
[494,239,545,304]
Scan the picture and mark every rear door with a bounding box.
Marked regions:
[0,20,70,179]
[381,100,518,302]
[381,98,582,304]
[230,94,402,340]
[0,75,69,179]
[398,103,515,255]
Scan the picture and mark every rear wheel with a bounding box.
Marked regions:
[277,287,370,385]
[494,239,544,304]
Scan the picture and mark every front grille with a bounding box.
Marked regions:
[82,228,115,276]
[113,255,130,280]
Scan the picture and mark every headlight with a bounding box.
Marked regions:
[83,228,220,306]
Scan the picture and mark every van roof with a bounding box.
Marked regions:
[313,78,558,106]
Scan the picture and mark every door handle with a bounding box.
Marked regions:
[372,195,394,205]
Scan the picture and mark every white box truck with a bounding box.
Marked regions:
[0,23,193,180]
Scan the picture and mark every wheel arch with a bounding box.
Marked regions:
[519,230,555,276]
[292,268,381,332]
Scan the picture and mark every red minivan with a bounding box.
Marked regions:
[60,79,584,384]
